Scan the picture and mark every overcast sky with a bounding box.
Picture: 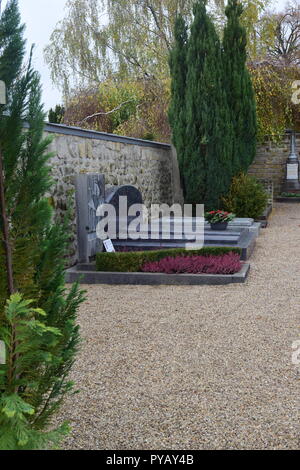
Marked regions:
[6,0,290,112]
[18,0,68,112]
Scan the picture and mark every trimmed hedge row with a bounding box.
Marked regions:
[96,247,242,273]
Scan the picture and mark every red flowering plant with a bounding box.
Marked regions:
[141,253,241,275]
[204,210,235,224]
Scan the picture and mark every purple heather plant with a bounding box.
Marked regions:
[141,252,242,275]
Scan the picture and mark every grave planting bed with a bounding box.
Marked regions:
[276,196,300,203]
[255,204,273,228]
[66,247,250,285]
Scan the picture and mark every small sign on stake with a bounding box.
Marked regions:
[0,340,6,365]
[103,238,115,253]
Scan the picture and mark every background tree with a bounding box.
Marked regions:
[222,0,257,173]
[0,0,84,449]
[259,0,300,66]
[168,15,188,192]
[183,0,233,209]
[48,104,65,124]
[248,62,300,137]
[63,78,171,142]
[44,0,194,96]
[45,0,298,142]
[211,0,274,59]
[44,0,271,97]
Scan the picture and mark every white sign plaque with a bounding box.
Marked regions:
[287,164,299,180]
[103,239,115,253]
[0,341,5,365]
[0,81,6,105]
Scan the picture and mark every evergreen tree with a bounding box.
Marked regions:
[184,0,233,210]
[48,104,65,124]
[0,0,84,450]
[222,0,257,173]
[168,15,188,196]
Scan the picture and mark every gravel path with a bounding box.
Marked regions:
[60,203,300,450]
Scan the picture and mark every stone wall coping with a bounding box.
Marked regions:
[30,122,300,147]
[24,121,300,150]
[27,121,172,150]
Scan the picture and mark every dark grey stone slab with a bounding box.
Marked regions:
[206,230,256,260]
[75,174,105,263]
[103,185,144,234]
[255,205,273,224]
[205,219,261,237]
[281,180,300,193]
[138,227,242,239]
[276,197,300,203]
[204,234,241,245]
[114,233,240,245]
[111,229,256,260]
[66,263,250,285]
[105,185,143,214]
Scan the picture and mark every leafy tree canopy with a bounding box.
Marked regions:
[44,0,272,96]
[257,0,300,66]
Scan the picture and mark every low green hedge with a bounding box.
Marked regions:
[281,192,300,198]
[96,247,242,272]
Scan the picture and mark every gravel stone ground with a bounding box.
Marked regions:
[60,203,300,450]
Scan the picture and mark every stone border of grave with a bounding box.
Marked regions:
[255,204,273,228]
[65,262,250,286]
[276,197,300,203]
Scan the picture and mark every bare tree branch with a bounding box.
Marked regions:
[79,99,135,124]
[144,1,171,50]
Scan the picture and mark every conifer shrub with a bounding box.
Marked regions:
[168,15,188,194]
[222,173,268,219]
[0,294,70,449]
[169,0,258,210]
[222,0,257,173]
[0,0,85,450]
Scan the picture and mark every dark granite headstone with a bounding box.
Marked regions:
[105,185,143,214]
[104,185,144,236]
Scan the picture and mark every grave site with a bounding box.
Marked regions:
[0,0,299,453]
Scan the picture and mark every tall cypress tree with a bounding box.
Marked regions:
[168,15,188,196]
[183,0,233,210]
[222,0,257,173]
[0,0,84,450]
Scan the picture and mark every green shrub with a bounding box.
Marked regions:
[0,294,70,450]
[222,173,268,219]
[96,247,242,272]
[281,192,300,198]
